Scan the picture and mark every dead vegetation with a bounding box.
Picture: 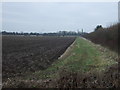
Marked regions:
[83,23,119,53]
[3,63,119,88]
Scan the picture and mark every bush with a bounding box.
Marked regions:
[83,23,119,53]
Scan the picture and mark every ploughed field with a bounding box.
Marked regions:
[2,35,76,80]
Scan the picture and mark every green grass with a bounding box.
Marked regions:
[29,37,117,79]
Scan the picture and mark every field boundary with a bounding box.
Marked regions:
[58,38,76,60]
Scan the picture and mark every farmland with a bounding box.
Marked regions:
[2,36,76,80]
[2,36,118,88]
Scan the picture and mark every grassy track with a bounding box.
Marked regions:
[32,37,117,79]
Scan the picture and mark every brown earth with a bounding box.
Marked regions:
[2,36,76,81]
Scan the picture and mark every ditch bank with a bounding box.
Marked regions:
[58,37,76,60]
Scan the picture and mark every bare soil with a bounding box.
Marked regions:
[2,35,75,81]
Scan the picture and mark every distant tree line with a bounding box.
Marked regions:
[1,31,41,36]
[1,30,87,36]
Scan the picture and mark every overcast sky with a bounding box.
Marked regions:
[2,2,118,33]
